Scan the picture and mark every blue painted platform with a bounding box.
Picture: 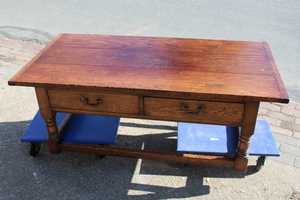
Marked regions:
[177,120,280,157]
[21,111,120,145]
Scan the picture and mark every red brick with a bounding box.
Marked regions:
[260,102,281,112]
[270,125,293,136]
[280,144,300,156]
[258,108,268,115]
[258,115,281,126]
[257,115,265,120]
[264,116,281,126]
[281,121,300,132]
[0,37,43,57]
[0,39,42,66]
[295,118,300,125]
[0,46,13,58]
[268,111,294,122]
[293,131,300,140]
[281,105,300,117]
[296,103,300,110]
[0,37,43,50]
[283,101,297,108]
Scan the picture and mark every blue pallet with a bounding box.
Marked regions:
[177,120,280,157]
[21,111,120,145]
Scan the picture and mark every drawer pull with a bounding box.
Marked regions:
[81,97,103,107]
[181,104,205,115]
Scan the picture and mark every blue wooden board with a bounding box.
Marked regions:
[177,120,280,157]
[21,111,120,145]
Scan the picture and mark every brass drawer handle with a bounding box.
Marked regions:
[181,104,205,115]
[81,97,103,107]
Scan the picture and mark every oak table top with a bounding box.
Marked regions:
[8,34,289,104]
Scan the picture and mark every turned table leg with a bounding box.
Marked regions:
[234,101,260,172]
[35,87,61,153]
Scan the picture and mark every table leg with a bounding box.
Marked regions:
[35,87,61,153]
[234,101,260,172]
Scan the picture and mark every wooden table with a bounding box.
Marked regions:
[8,34,289,172]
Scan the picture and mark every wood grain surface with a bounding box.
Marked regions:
[8,34,289,103]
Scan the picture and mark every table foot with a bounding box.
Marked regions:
[45,117,61,154]
[234,134,250,172]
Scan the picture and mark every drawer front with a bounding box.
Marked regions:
[48,90,139,115]
[144,97,244,124]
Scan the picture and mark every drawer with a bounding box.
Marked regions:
[144,97,244,124]
[48,90,139,115]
